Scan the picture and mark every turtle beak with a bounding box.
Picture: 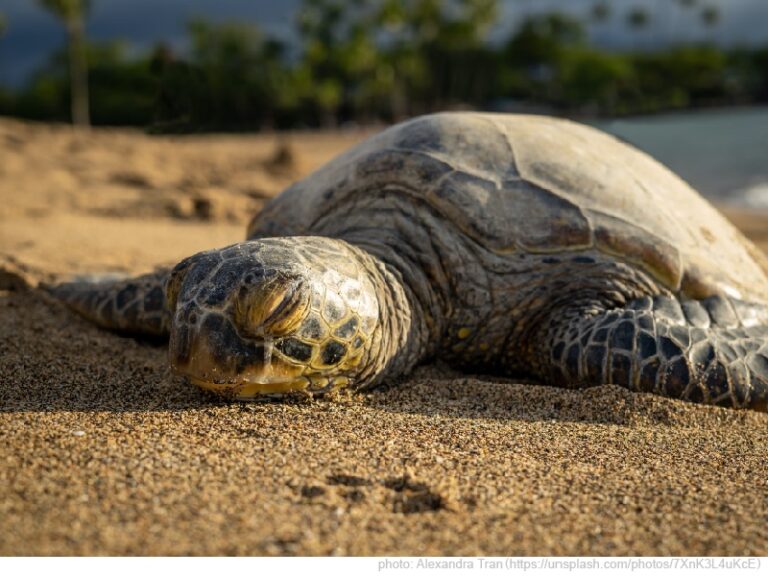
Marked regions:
[172,335,311,397]
[169,307,309,397]
[189,375,312,397]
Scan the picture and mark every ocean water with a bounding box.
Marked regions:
[593,106,768,208]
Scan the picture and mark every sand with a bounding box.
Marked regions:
[1,117,767,556]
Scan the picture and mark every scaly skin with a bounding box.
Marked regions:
[49,227,768,409]
[48,269,170,337]
[53,237,426,398]
[46,112,768,409]
[539,294,768,409]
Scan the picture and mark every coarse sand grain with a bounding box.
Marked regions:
[1,118,767,556]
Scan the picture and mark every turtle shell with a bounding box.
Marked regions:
[248,113,768,303]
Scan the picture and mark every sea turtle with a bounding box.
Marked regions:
[50,113,768,409]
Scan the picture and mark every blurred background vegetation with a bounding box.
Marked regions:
[0,0,767,131]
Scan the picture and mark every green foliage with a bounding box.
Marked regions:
[631,47,728,111]
[375,0,501,114]
[38,0,92,126]
[505,13,585,69]
[164,20,289,129]
[294,0,380,124]
[2,1,768,129]
[558,49,635,114]
[500,13,586,102]
[7,42,155,125]
[87,44,155,124]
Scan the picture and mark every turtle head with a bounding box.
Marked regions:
[165,238,380,398]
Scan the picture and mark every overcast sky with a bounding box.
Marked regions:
[2,0,768,87]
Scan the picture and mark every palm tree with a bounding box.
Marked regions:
[591,1,611,23]
[626,7,650,30]
[700,5,720,44]
[589,2,611,45]
[39,0,91,127]
[626,6,650,50]
[700,5,719,27]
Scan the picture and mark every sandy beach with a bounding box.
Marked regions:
[1,117,767,556]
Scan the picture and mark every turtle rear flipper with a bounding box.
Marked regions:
[45,268,171,337]
[540,295,768,410]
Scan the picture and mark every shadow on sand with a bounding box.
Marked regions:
[1,288,745,428]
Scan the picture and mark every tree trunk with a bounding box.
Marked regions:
[66,14,90,128]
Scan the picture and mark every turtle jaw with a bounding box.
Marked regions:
[170,334,351,398]
[168,312,360,397]
[182,370,354,399]
[170,341,313,398]
[188,375,313,398]
[187,373,352,398]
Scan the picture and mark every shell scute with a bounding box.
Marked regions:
[501,179,592,252]
[429,172,592,253]
[355,149,452,191]
[591,210,682,290]
[523,159,608,203]
[429,172,504,247]
[392,114,519,180]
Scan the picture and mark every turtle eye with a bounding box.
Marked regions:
[235,277,311,337]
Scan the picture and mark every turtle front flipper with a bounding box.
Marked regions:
[538,295,768,410]
[46,268,171,337]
